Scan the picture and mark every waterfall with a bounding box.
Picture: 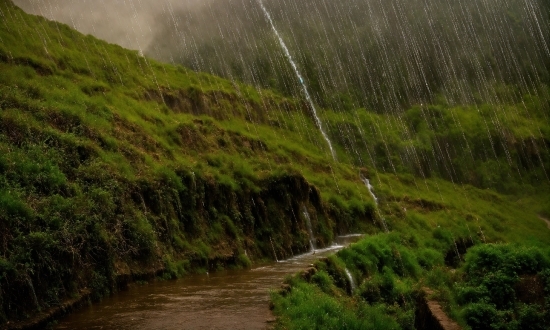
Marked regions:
[345,268,356,293]
[360,175,378,205]
[257,0,337,161]
[302,207,316,252]
[270,237,279,262]
[361,175,389,232]
[26,275,40,310]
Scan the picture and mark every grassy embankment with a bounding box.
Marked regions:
[272,171,550,329]
[267,6,550,326]
[263,3,550,329]
[0,0,378,324]
[1,0,549,328]
[271,66,550,330]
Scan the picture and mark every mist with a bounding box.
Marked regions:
[11,0,550,111]
[11,0,213,53]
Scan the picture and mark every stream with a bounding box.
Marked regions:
[55,235,362,330]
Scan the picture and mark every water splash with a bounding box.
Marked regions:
[302,207,316,252]
[257,0,336,161]
[345,268,356,293]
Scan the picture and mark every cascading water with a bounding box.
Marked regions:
[345,268,356,293]
[270,237,279,262]
[360,175,378,205]
[302,207,316,252]
[257,0,337,161]
[360,175,389,233]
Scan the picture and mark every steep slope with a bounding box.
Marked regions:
[0,0,376,324]
[1,0,549,328]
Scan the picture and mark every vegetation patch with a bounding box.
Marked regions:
[0,0,549,328]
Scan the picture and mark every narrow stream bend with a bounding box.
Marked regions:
[56,235,362,330]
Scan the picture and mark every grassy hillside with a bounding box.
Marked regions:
[0,0,549,328]
[147,0,550,111]
[0,0,379,324]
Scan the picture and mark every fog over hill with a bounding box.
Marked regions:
[14,0,550,112]
[12,0,211,53]
[154,0,550,112]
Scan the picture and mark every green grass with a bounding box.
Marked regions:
[0,0,380,323]
[271,174,550,329]
[0,0,549,327]
[272,232,550,329]
[271,277,405,330]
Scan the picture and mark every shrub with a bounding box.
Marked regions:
[311,270,333,294]
[156,166,184,192]
[89,271,110,300]
[462,302,498,330]
[359,276,382,303]
[417,248,444,270]
[0,190,33,220]
[517,304,547,330]
[456,244,550,329]
[125,214,156,258]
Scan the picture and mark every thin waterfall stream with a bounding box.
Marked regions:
[361,175,389,233]
[360,175,378,205]
[345,268,356,293]
[302,207,316,252]
[257,0,337,161]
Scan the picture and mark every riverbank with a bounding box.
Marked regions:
[54,242,358,329]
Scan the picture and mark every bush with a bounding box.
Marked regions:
[272,281,401,330]
[417,248,444,270]
[359,276,382,303]
[0,190,33,220]
[462,302,498,330]
[311,270,333,294]
[125,214,156,258]
[456,244,550,329]
[464,244,550,278]
[517,304,547,330]
[156,166,184,192]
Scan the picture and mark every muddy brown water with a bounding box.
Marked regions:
[55,235,362,330]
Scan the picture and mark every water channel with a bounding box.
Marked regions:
[55,235,362,330]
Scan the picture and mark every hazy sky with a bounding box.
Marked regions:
[12,0,211,52]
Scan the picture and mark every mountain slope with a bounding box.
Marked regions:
[0,0,549,328]
[0,0,379,324]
